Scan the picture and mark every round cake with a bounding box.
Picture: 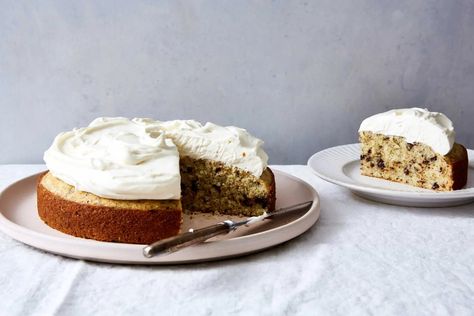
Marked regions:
[38,117,275,244]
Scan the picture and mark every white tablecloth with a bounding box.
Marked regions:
[0,165,473,316]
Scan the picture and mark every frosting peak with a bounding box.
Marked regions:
[358,108,455,155]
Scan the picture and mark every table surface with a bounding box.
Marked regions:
[0,165,473,316]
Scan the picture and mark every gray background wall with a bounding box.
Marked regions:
[1,0,473,164]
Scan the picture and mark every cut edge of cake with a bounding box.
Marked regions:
[179,156,275,216]
[359,131,468,191]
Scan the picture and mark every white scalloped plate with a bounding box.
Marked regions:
[0,169,319,264]
[308,144,474,207]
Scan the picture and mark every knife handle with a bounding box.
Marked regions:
[143,221,233,258]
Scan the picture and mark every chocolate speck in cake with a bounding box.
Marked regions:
[191,180,199,192]
[404,167,410,175]
[255,197,268,208]
[242,197,253,207]
[432,183,439,190]
[377,159,385,169]
[406,143,414,150]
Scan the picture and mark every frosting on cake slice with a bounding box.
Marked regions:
[359,107,455,155]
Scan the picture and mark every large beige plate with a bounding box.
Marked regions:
[0,169,320,264]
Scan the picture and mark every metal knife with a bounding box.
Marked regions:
[143,200,313,258]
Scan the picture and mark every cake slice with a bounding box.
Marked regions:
[359,108,468,191]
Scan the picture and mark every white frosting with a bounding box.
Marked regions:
[44,117,181,200]
[358,108,455,155]
[159,120,268,177]
[44,117,268,200]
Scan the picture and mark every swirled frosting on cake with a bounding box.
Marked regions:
[358,108,455,155]
[159,120,268,177]
[44,117,269,200]
[44,117,181,200]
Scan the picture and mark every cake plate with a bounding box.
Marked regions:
[0,168,320,264]
[308,144,474,207]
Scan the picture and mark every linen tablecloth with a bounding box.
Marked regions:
[0,165,473,316]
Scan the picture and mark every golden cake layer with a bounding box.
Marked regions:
[37,172,182,244]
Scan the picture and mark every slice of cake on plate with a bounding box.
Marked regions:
[358,108,468,191]
[38,117,275,244]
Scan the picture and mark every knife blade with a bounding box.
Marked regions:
[143,200,313,258]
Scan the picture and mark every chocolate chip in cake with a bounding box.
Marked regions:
[215,167,222,173]
[406,143,414,150]
[377,159,385,169]
[404,167,410,175]
[368,149,372,154]
[430,156,437,162]
[432,183,439,190]
[191,180,199,192]
[370,163,375,167]
[242,197,253,207]
[255,197,268,208]
[360,154,366,160]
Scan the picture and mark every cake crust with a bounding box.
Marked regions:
[37,172,182,244]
